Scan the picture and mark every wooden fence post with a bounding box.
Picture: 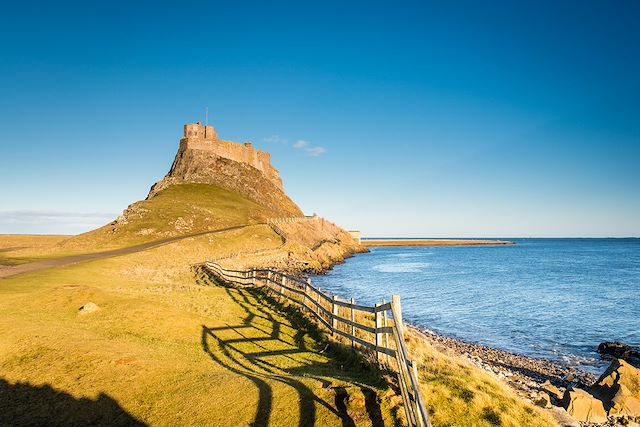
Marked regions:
[375,303,382,362]
[252,270,256,286]
[280,275,286,298]
[383,299,390,365]
[304,278,311,312]
[350,297,355,348]
[332,296,338,337]
[411,361,424,427]
[316,287,321,316]
[392,295,404,341]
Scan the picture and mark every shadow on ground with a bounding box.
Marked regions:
[198,271,393,427]
[0,378,146,426]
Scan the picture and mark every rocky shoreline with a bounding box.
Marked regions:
[410,325,594,391]
[410,326,640,427]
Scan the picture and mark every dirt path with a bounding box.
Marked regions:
[0,226,247,279]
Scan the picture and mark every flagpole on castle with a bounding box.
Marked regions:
[205,106,209,137]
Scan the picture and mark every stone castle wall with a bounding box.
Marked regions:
[180,123,282,189]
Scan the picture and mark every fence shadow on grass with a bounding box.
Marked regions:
[198,272,394,427]
[0,378,146,427]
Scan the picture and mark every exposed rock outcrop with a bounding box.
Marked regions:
[598,342,640,368]
[592,358,640,418]
[148,123,303,217]
[221,217,366,274]
[561,388,608,423]
[543,380,564,401]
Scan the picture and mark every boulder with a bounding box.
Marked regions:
[561,388,608,423]
[542,380,564,401]
[609,384,640,417]
[78,302,99,314]
[591,359,640,417]
[593,359,640,398]
[598,342,640,367]
[535,392,552,408]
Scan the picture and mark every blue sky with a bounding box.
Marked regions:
[0,1,638,237]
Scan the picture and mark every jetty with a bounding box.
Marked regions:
[362,239,514,247]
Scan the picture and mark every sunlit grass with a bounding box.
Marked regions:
[405,330,557,427]
[0,184,279,264]
[0,229,397,426]
[0,235,71,266]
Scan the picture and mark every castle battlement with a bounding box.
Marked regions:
[182,122,217,141]
[177,122,283,190]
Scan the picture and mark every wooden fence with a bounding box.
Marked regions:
[203,261,431,427]
[266,215,321,224]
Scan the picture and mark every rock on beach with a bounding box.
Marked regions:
[591,358,640,418]
[561,388,608,423]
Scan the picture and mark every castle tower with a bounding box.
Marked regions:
[177,121,283,190]
[182,122,217,142]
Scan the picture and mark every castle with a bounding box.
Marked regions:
[180,122,283,189]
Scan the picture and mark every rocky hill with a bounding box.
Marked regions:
[149,122,302,217]
[57,122,360,262]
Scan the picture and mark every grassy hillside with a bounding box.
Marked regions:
[0,184,280,263]
[64,183,279,249]
[0,227,399,426]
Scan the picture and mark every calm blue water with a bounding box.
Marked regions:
[313,239,640,373]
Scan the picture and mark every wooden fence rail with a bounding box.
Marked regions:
[203,261,431,427]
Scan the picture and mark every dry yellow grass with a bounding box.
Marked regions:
[59,183,280,252]
[405,330,557,427]
[0,234,71,266]
[0,234,70,250]
[0,184,280,267]
[0,229,397,426]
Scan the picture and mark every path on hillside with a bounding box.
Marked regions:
[0,225,248,280]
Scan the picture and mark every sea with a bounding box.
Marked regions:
[312,238,640,374]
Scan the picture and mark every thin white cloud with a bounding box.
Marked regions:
[263,135,326,157]
[306,147,327,157]
[292,139,326,157]
[262,135,288,144]
[0,210,116,234]
[292,140,308,149]
[0,210,116,220]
